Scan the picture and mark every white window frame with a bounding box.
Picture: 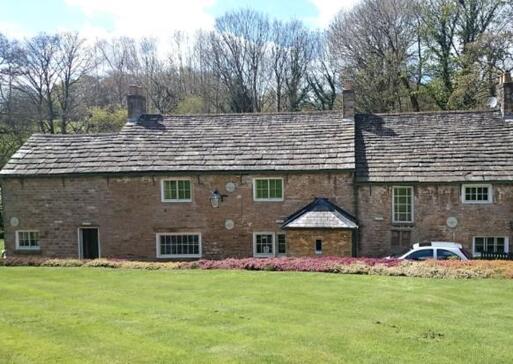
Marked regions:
[252,177,284,202]
[156,232,202,258]
[15,230,40,251]
[392,186,414,224]
[161,178,193,203]
[461,184,493,204]
[472,236,509,257]
[253,232,276,257]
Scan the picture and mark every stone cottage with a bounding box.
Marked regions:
[2,75,513,260]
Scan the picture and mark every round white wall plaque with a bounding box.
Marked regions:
[224,219,235,230]
[225,182,236,193]
[10,217,19,227]
[447,216,458,229]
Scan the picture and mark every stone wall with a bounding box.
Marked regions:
[2,172,355,259]
[357,183,513,257]
[286,229,352,256]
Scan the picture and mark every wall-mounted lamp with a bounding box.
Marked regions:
[209,189,226,208]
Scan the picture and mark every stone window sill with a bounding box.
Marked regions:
[15,249,42,255]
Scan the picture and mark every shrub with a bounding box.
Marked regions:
[3,256,513,279]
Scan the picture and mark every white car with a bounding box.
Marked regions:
[399,242,471,261]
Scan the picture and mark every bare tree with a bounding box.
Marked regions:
[307,32,339,110]
[271,21,315,111]
[56,32,94,133]
[0,34,33,164]
[329,0,422,112]
[208,9,271,112]
[16,33,61,133]
[96,37,139,105]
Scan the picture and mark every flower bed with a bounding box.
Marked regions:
[180,256,401,272]
[3,256,513,279]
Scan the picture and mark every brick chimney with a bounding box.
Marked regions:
[342,80,355,119]
[500,72,513,119]
[127,85,146,122]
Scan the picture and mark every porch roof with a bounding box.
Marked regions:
[282,197,358,229]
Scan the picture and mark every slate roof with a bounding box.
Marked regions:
[356,110,513,182]
[0,112,355,177]
[282,198,358,229]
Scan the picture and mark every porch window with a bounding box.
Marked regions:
[16,231,40,250]
[161,179,192,202]
[156,233,201,258]
[462,184,492,204]
[253,178,283,201]
[253,233,274,257]
[392,186,413,223]
[472,236,509,257]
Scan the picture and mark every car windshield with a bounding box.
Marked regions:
[461,248,472,259]
[404,249,434,261]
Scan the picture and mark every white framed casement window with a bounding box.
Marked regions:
[461,184,493,204]
[253,232,287,257]
[253,232,275,257]
[161,178,192,202]
[16,230,40,250]
[472,236,509,257]
[156,233,201,258]
[392,186,414,223]
[253,177,284,201]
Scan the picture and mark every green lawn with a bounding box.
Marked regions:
[1,268,513,364]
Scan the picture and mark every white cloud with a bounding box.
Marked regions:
[308,0,359,27]
[65,0,216,41]
[0,20,31,39]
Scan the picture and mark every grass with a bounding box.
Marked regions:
[0,238,3,251]
[1,268,513,364]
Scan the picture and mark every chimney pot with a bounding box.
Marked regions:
[343,79,353,91]
[127,85,146,122]
[503,71,512,84]
[500,72,513,119]
[342,80,355,119]
[128,85,142,96]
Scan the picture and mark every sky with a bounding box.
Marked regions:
[0,0,358,42]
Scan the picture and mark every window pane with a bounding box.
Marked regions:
[177,180,191,200]
[17,231,39,249]
[496,237,505,253]
[465,186,490,202]
[256,234,273,254]
[164,180,192,200]
[315,239,322,253]
[393,187,412,222]
[163,180,177,200]
[474,237,484,253]
[30,232,39,247]
[269,179,283,199]
[160,234,200,256]
[486,237,495,252]
[255,180,269,199]
[277,234,286,254]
